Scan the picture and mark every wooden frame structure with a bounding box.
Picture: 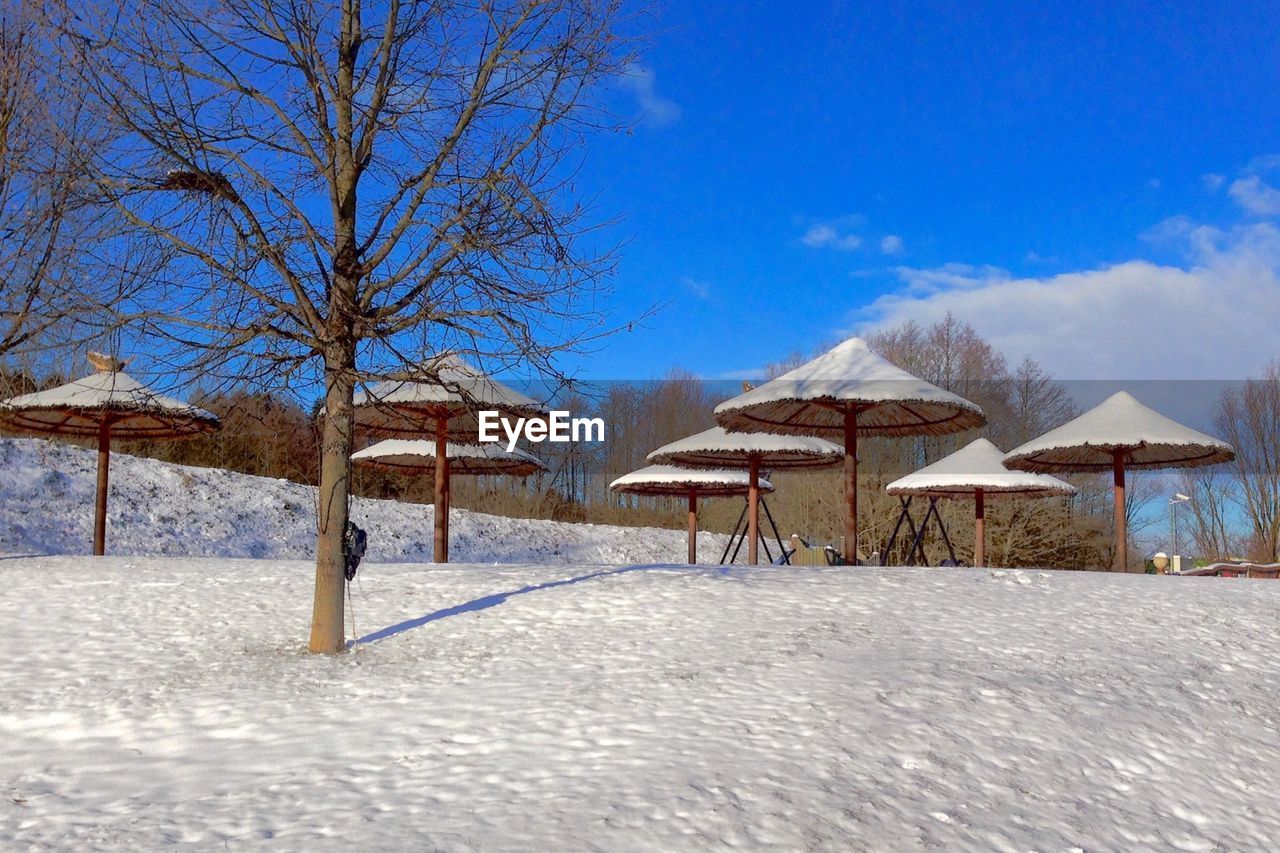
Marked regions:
[0,358,219,555]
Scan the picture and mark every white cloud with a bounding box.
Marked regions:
[618,64,680,129]
[880,234,904,255]
[681,277,711,300]
[1201,173,1226,192]
[801,223,861,251]
[854,222,1280,379]
[1228,175,1280,216]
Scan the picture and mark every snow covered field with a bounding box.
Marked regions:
[0,437,717,564]
[3,555,1279,850]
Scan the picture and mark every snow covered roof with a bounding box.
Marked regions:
[646,426,843,470]
[1003,391,1235,473]
[609,464,775,498]
[886,438,1076,498]
[351,439,545,477]
[714,338,985,438]
[353,354,544,439]
[0,370,219,440]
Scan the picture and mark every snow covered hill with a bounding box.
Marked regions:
[3,557,1279,849]
[0,437,719,565]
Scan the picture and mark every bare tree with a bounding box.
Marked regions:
[0,3,123,371]
[1176,466,1239,561]
[1215,364,1280,563]
[63,0,634,652]
[1004,357,1077,447]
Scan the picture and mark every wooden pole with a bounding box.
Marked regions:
[747,456,760,565]
[687,489,698,564]
[434,415,450,563]
[843,407,858,565]
[1112,448,1127,572]
[974,488,986,568]
[93,418,112,556]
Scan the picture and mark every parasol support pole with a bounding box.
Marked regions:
[720,501,748,564]
[687,488,698,564]
[843,406,858,565]
[934,497,958,564]
[747,456,761,565]
[434,415,450,563]
[907,499,932,566]
[93,418,113,556]
[1112,448,1127,572]
[760,497,787,564]
[974,488,986,568]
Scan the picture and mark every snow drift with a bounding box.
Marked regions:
[2,557,1278,849]
[0,437,718,565]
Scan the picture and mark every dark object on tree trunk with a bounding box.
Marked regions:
[160,169,240,203]
[343,521,367,582]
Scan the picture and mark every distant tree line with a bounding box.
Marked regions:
[13,314,1277,569]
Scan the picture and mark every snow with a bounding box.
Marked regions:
[887,438,1075,497]
[3,557,1279,850]
[647,426,843,469]
[1004,391,1235,472]
[714,338,985,437]
[0,371,218,439]
[609,463,774,497]
[0,437,719,565]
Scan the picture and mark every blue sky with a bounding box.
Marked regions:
[566,1,1280,381]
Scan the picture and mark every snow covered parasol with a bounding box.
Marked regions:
[609,464,774,564]
[714,338,985,564]
[1003,391,1235,571]
[886,438,1075,567]
[646,426,841,564]
[352,354,547,563]
[352,439,545,477]
[0,353,219,555]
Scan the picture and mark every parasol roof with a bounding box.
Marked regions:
[887,438,1076,498]
[351,438,545,477]
[609,464,775,498]
[1003,391,1235,473]
[714,337,985,437]
[353,354,545,439]
[0,362,219,440]
[647,426,842,469]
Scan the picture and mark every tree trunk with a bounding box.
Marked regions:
[309,340,356,653]
[310,0,361,652]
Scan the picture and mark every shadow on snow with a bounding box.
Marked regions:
[351,563,699,647]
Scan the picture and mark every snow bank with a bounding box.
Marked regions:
[2,557,1278,849]
[0,437,717,565]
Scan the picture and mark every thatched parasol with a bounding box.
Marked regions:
[714,337,985,564]
[609,464,774,564]
[0,353,219,555]
[352,354,546,563]
[886,438,1075,567]
[353,440,544,547]
[352,439,545,477]
[1003,391,1234,571]
[645,426,841,564]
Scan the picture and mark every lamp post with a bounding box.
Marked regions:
[1169,493,1191,568]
